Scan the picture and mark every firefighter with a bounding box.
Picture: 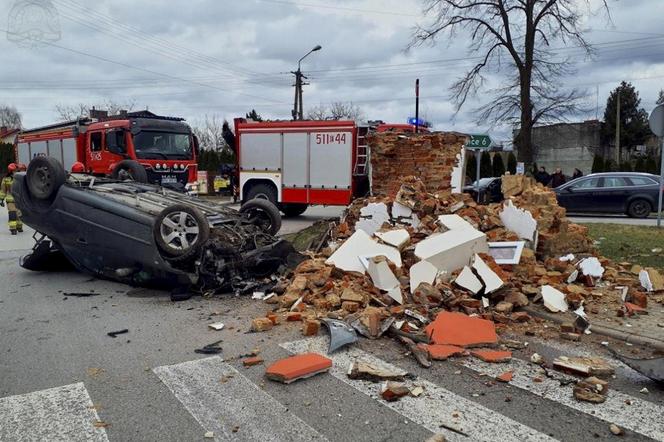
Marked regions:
[0,163,23,235]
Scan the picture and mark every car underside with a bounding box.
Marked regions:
[12,157,300,293]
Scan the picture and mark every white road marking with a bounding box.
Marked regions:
[0,382,108,442]
[153,356,327,441]
[281,337,556,442]
[459,355,664,441]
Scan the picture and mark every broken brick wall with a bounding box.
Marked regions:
[368,132,467,197]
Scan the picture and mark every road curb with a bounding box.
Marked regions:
[523,306,664,352]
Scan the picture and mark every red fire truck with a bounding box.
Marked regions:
[233,118,374,217]
[16,110,198,188]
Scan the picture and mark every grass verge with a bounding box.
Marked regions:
[583,223,664,270]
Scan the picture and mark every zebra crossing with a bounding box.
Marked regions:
[1,336,662,441]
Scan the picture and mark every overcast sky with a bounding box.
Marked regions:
[1,0,663,143]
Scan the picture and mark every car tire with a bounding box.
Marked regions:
[26,156,66,201]
[154,204,210,259]
[244,183,277,206]
[111,160,148,183]
[240,198,281,235]
[627,199,651,219]
[281,203,308,217]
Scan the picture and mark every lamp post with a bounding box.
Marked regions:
[292,45,322,120]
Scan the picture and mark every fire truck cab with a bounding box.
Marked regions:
[234,119,369,217]
[16,110,198,189]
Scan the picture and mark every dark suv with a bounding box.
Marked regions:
[554,172,661,218]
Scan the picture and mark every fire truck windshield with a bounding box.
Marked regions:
[133,131,192,160]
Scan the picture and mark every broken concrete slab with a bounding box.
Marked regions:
[499,200,537,242]
[454,266,483,295]
[356,202,390,235]
[541,285,569,313]
[409,260,439,295]
[347,361,408,382]
[425,311,498,347]
[326,230,402,274]
[208,322,225,331]
[375,229,410,250]
[487,241,525,265]
[438,214,476,231]
[265,353,332,384]
[391,201,420,228]
[366,257,400,292]
[552,356,615,378]
[386,286,404,304]
[472,254,504,294]
[578,257,604,279]
[414,225,488,275]
[639,269,654,292]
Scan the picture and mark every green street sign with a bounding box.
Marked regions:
[465,134,493,149]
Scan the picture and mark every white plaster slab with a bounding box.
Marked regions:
[326,230,402,274]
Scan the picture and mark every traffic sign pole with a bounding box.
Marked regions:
[658,137,663,228]
[648,105,664,227]
[475,149,481,203]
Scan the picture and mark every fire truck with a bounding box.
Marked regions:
[16,110,198,188]
[234,118,387,217]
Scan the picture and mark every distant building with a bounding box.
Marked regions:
[514,120,602,175]
[0,126,20,145]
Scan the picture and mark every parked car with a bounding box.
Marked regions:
[462,177,503,203]
[12,157,296,290]
[554,172,661,218]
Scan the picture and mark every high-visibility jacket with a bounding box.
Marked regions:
[0,176,14,204]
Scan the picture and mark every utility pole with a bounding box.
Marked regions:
[415,79,420,133]
[615,90,621,165]
[291,45,321,120]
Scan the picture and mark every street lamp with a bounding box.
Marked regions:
[292,45,322,120]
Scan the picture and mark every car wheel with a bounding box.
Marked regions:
[111,160,148,183]
[281,203,308,217]
[627,199,651,218]
[26,156,66,200]
[154,204,210,259]
[240,198,281,235]
[244,183,277,206]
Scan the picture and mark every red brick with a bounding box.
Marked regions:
[302,319,321,336]
[265,353,332,384]
[251,318,273,332]
[426,344,465,360]
[243,356,264,367]
[470,349,512,363]
[496,371,513,382]
[286,312,302,322]
[425,312,498,347]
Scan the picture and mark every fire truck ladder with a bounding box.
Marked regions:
[354,127,369,175]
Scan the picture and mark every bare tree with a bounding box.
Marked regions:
[54,99,136,121]
[192,114,229,152]
[0,105,22,128]
[411,0,609,165]
[306,102,364,120]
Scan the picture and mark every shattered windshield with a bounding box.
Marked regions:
[133,131,192,160]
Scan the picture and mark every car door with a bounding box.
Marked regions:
[595,176,631,212]
[556,177,601,212]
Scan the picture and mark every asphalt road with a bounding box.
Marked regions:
[1,208,663,441]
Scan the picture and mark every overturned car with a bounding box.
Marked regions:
[12,157,299,291]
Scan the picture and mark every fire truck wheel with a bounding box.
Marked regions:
[240,198,282,236]
[26,156,66,201]
[154,204,210,259]
[281,203,308,217]
[244,183,277,206]
[111,160,148,183]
